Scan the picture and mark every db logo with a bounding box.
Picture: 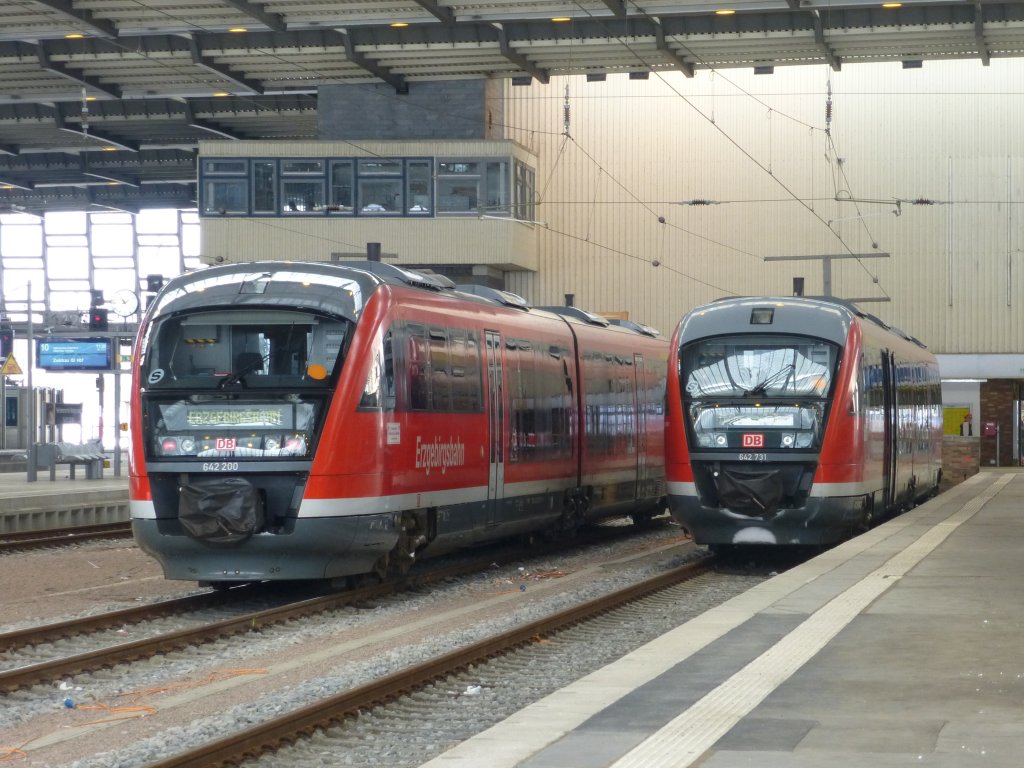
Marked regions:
[742,433,764,448]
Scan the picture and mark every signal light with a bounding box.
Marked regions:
[0,328,13,358]
[89,308,109,331]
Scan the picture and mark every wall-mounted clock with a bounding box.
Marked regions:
[110,289,140,317]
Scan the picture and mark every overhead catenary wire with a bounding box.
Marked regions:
[563,0,892,299]
[15,0,966,302]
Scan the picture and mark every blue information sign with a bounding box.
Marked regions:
[36,338,113,371]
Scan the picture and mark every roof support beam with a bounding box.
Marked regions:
[54,104,139,151]
[409,0,456,25]
[31,0,117,38]
[496,26,549,85]
[600,0,627,16]
[811,10,841,71]
[79,157,140,188]
[87,190,140,214]
[0,177,33,191]
[975,2,991,66]
[183,102,242,139]
[37,44,122,99]
[331,30,408,93]
[82,171,140,188]
[0,146,17,156]
[654,20,694,78]
[188,39,264,94]
[219,0,287,32]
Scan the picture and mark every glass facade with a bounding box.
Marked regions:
[0,209,200,326]
[199,155,536,220]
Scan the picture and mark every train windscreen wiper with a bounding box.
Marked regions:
[217,354,266,389]
[744,363,794,396]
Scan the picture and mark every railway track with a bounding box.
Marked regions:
[147,556,717,768]
[0,521,133,554]
[1,520,675,693]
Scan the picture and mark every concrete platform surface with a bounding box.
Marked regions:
[420,470,1024,768]
[0,467,128,529]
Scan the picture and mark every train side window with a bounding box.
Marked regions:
[383,332,395,409]
[449,328,478,412]
[508,338,535,462]
[429,327,452,411]
[406,324,430,411]
[464,331,482,411]
[359,330,394,410]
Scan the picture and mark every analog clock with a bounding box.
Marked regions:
[110,289,140,317]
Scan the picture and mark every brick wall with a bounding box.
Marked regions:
[979,380,1019,467]
[941,436,979,491]
[319,81,499,140]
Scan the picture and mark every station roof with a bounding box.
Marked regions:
[2,0,1022,215]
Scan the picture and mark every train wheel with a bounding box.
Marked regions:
[631,510,655,528]
[859,499,875,532]
[551,496,586,538]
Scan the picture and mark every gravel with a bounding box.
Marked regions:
[0,522,770,768]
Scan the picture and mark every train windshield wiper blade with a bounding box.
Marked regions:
[217,356,265,389]
[744,363,794,396]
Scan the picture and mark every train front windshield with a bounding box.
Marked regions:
[140,309,350,460]
[680,335,839,451]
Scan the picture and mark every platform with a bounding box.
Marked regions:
[420,469,1024,768]
[0,466,129,532]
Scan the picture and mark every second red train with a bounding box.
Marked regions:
[665,295,943,549]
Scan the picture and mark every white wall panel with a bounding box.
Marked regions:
[503,60,1024,355]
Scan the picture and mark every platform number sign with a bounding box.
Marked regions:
[742,433,764,448]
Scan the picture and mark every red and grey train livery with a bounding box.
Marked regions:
[665,296,942,548]
[129,261,668,585]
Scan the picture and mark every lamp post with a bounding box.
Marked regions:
[26,282,35,482]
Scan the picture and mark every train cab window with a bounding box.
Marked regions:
[681,335,839,452]
[141,309,348,390]
[682,335,837,399]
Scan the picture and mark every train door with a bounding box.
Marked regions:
[881,350,898,510]
[484,331,506,526]
[633,353,649,498]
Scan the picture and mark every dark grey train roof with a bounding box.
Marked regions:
[149,261,389,321]
[150,261,661,337]
[677,295,926,349]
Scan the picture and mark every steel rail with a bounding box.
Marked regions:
[145,556,714,768]
[0,522,133,553]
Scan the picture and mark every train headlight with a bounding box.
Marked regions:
[179,437,197,454]
[795,432,813,448]
[696,431,728,448]
[284,435,307,454]
[781,433,795,447]
[264,435,281,451]
[159,437,178,455]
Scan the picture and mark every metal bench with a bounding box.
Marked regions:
[34,441,106,480]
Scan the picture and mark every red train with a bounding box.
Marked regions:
[129,261,668,585]
[666,296,943,548]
